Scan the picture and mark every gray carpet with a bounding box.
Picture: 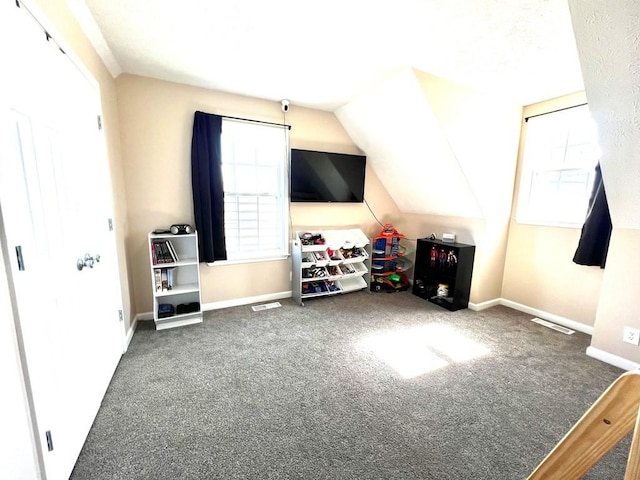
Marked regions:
[71,291,628,479]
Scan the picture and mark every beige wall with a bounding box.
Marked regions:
[569,0,640,364]
[589,229,640,359]
[33,0,133,330]
[501,92,604,327]
[502,224,604,325]
[115,74,400,315]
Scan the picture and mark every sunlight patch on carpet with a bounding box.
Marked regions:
[358,324,491,379]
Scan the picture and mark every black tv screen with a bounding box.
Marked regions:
[290,149,366,203]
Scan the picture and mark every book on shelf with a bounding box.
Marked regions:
[154,268,162,292]
[160,242,172,263]
[152,240,179,265]
[154,267,175,292]
[152,242,165,264]
[166,268,174,290]
[151,242,158,264]
[161,269,168,291]
[165,240,179,262]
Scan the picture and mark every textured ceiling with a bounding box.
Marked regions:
[78,0,584,111]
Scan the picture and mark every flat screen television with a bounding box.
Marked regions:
[290,149,366,203]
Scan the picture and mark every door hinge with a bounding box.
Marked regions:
[108,218,114,231]
[15,246,25,271]
[45,430,54,451]
[97,115,102,130]
[118,310,124,322]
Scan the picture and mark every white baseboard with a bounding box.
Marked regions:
[123,312,153,352]
[468,298,501,311]
[202,291,292,311]
[471,299,638,371]
[127,292,292,338]
[500,299,594,336]
[123,316,138,352]
[586,346,640,371]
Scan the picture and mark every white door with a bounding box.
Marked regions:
[0,2,124,479]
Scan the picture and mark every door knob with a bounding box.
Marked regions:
[76,253,100,271]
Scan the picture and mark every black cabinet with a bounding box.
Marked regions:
[412,238,475,311]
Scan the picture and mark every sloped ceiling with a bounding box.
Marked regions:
[75,0,583,111]
[337,69,522,219]
[337,70,481,217]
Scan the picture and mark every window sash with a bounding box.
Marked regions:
[516,105,599,226]
[220,119,289,261]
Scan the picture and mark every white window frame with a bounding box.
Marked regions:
[516,104,600,227]
[213,118,289,264]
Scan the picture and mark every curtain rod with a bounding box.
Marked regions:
[224,115,291,130]
[524,103,588,122]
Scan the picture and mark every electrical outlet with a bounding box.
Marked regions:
[623,327,640,345]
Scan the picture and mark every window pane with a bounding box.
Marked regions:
[220,118,288,261]
[565,143,597,166]
[517,104,599,226]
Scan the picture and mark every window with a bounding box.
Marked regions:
[220,119,289,261]
[516,104,600,226]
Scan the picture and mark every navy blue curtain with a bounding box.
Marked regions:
[573,163,611,268]
[191,111,227,262]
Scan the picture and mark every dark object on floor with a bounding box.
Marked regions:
[176,302,200,315]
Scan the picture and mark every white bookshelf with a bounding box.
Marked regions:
[148,231,202,330]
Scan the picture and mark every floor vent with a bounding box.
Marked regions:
[531,317,575,335]
[251,302,282,312]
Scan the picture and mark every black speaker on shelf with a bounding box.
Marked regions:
[170,224,192,235]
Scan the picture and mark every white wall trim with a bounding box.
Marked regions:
[126,313,153,350]
[135,312,154,322]
[128,292,293,333]
[469,297,594,335]
[586,346,640,371]
[468,298,502,311]
[474,299,640,371]
[65,0,122,77]
[123,314,147,352]
[500,298,594,335]
[202,291,292,311]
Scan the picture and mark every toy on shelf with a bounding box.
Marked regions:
[370,223,411,292]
